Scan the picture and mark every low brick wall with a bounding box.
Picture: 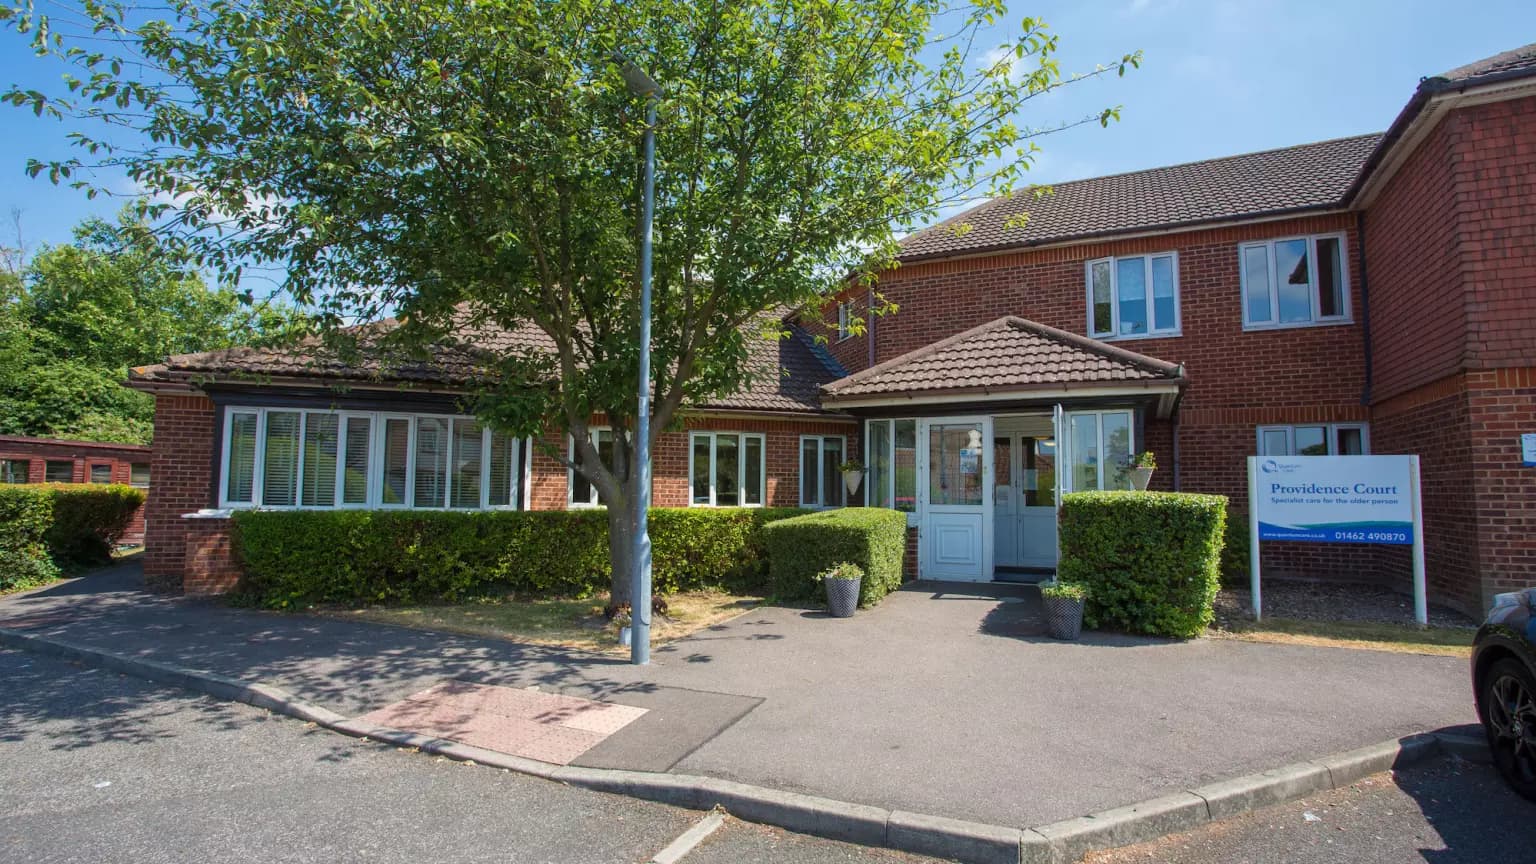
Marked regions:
[182,516,240,596]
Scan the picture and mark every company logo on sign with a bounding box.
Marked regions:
[1253,456,1414,546]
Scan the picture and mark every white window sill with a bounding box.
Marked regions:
[1242,318,1354,333]
[1094,329,1183,343]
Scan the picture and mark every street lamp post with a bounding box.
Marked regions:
[613,53,660,666]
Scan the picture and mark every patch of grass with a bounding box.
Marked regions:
[1212,616,1474,657]
[319,590,764,655]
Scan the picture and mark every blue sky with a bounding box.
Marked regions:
[0,0,1531,254]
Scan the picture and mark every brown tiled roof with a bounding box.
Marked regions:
[821,316,1183,401]
[896,134,1381,262]
[1437,42,1536,84]
[128,315,846,415]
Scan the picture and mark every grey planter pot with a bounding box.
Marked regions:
[1043,596,1085,640]
[1128,467,1154,491]
[824,577,862,618]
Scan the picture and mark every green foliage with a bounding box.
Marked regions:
[41,484,147,566]
[0,483,142,588]
[1057,491,1227,639]
[761,508,907,608]
[817,561,865,583]
[1040,580,1088,602]
[2,0,1137,599]
[0,485,59,592]
[0,212,308,445]
[1220,517,1250,586]
[231,507,806,608]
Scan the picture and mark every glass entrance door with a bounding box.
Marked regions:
[918,417,993,580]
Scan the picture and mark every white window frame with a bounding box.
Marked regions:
[1239,232,1352,330]
[217,405,527,511]
[864,419,919,525]
[1255,423,1370,457]
[567,427,613,509]
[1061,409,1136,493]
[799,434,847,509]
[1085,252,1181,340]
[688,431,766,507]
[836,300,853,342]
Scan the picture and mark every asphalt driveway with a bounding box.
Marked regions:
[0,567,1476,830]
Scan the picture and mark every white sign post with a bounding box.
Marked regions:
[1247,455,1426,625]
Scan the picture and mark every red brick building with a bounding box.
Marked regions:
[0,435,151,544]
[130,44,1536,613]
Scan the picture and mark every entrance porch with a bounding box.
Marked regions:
[820,316,1189,584]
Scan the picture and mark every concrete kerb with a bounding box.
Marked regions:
[0,627,1491,864]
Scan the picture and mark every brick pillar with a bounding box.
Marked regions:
[182,516,240,596]
[143,394,217,592]
[905,525,919,581]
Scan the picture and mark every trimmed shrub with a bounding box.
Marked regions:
[1057,491,1227,638]
[0,486,60,592]
[1220,516,1250,586]
[760,508,907,608]
[43,484,146,566]
[231,507,806,608]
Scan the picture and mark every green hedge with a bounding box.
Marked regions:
[43,485,146,566]
[1057,491,1227,638]
[231,507,807,608]
[760,508,908,608]
[1220,517,1250,586]
[0,486,59,592]
[0,484,143,590]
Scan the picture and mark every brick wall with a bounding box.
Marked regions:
[143,394,217,590]
[1455,98,1536,372]
[1361,95,1536,614]
[1467,368,1536,607]
[0,436,151,543]
[182,517,240,596]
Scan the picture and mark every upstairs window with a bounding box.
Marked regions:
[1257,423,1368,456]
[129,463,150,488]
[1087,253,1180,339]
[836,301,853,341]
[89,464,112,484]
[1240,234,1350,329]
[45,460,74,483]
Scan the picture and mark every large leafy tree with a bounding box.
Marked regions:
[0,212,307,443]
[4,0,1137,602]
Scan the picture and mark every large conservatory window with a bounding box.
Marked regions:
[219,407,528,510]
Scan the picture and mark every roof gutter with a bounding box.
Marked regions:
[891,206,1353,270]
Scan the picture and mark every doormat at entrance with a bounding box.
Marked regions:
[352,680,648,765]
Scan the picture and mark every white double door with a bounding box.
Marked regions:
[917,416,994,581]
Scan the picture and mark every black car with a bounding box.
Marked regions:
[1473,588,1536,800]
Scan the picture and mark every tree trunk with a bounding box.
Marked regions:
[606,499,635,612]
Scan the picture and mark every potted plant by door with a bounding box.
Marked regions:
[839,459,865,499]
[1040,581,1089,640]
[1125,451,1157,491]
[818,562,864,618]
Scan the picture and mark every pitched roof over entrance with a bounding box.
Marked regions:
[896,134,1381,262]
[820,316,1184,402]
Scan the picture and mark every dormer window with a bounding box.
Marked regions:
[1086,253,1180,340]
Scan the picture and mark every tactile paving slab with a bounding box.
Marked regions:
[352,680,648,765]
